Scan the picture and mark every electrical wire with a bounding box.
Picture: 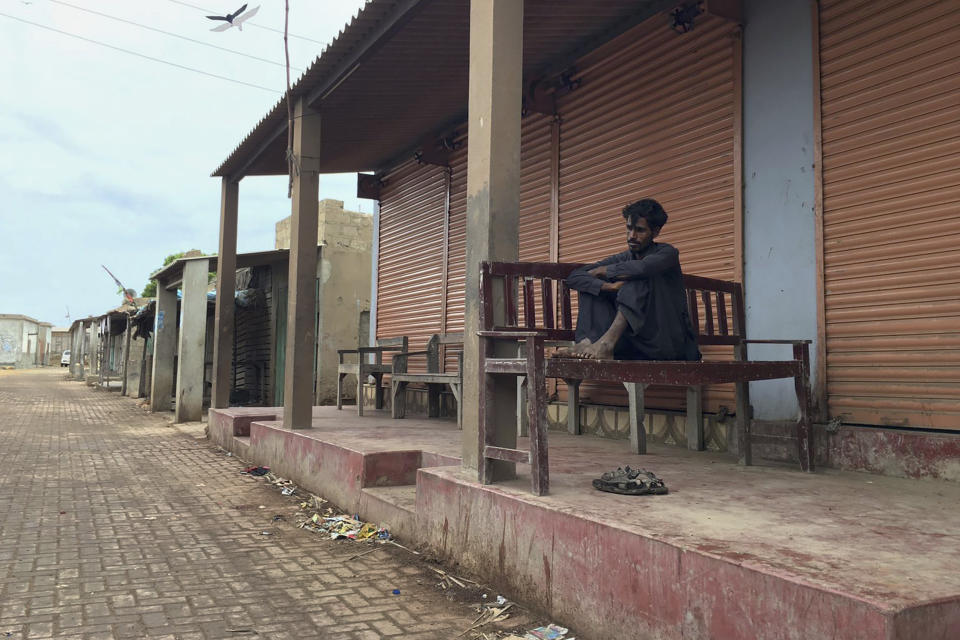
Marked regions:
[166,0,330,46]
[47,0,302,71]
[0,11,281,94]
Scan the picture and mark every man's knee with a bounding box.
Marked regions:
[615,279,648,304]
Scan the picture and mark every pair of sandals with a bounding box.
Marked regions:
[592,466,668,495]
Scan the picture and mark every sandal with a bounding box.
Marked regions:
[592,466,668,495]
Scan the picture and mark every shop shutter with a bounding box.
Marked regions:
[376,158,447,366]
[557,13,739,410]
[819,0,960,429]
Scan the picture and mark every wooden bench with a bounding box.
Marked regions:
[477,261,813,496]
[391,333,464,428]
[337,336,408,416]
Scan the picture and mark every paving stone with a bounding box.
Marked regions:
[0,371,492,639]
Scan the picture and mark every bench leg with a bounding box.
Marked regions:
[735,380,751,465]
[373,374,385,412]
[357,373,366,417]
[516,376,528,438]
[449,382,462,429]
[564,379,581,435]
[337,373,345,410]
[391,380,407,419]
[624,382,647,455]
[526,338,548,496]
[794,343,814,472]
[686,385,704,451]
[428,383,441,418]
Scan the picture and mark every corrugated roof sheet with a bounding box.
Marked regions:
[213,0,675,178]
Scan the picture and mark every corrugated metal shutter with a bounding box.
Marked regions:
[376,158,447,366]
[819,0,960,429]
[557,13,738,410]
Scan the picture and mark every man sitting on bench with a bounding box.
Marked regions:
[556,198,701,361]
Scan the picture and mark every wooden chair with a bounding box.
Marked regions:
[337,336,408,416]
[391,333,464,428]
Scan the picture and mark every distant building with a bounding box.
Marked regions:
[49,328,72,365]
[0,315,53,368]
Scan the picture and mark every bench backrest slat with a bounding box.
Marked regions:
[481,261,746,348]
[523,278,536,329]
[701,290,714,336]
[541,278,555,329]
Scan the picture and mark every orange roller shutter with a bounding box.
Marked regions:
[557,13,739,411]
[819,0,960,429]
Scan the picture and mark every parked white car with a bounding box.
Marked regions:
[60,350,71,367]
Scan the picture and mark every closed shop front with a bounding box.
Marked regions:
[819,0,960,429]
[375,158,448,362]
[557,12,739,410]
[377,10,740,413]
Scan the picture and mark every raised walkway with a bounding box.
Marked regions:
[211,404,960,640]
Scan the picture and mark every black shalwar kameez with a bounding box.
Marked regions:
[566,242,701,361]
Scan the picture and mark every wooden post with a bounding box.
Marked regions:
[283,97,321,429]
[462,0,524,477]
[212,178,240,409]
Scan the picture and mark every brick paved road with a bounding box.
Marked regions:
[0,370,525,639]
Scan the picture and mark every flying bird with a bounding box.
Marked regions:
[207,4,260,32]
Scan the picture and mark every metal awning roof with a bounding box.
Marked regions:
[213,0,675,179]
[152,249,296,289]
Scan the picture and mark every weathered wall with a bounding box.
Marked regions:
[742,0,819,420]
[50,329,71,365]
[0,315,46,368]
[275,199,373,404]
[315,202,373,404]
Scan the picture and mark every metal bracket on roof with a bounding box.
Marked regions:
[414,134,459,167]
[522,80,556,117]
[670,2,702,33]
[357,173,383,200]
[703,0,742,24]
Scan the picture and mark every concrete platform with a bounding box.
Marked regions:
[208,405,960,640]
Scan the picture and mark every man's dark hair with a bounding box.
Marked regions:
[622,199,668,231]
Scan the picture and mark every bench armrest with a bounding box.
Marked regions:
[742,339,812,345]
[358,345,407,353]
[337,348,360,354]
[477,330,544,338]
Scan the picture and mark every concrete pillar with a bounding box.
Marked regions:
[88,322,99,384]
[77,321,87,380]
[69,324,79,377]
[121,319,132,395]
[461,0,523,475]
[283,97,321,429]
[212,178,239,408]
[150,284,178,412]
[175,258,210,423]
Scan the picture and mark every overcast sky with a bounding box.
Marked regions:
[0,0,369,328]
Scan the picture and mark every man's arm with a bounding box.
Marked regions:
[604,244,680,281]
[566,252,630,296]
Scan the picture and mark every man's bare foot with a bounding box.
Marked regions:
[573,339,615,360]
[553,338,591,358]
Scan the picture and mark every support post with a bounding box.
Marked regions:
[121,317,132,395]
[175,258,210,423]
[88,322,99,385]
[70,323,80,378]
[150,284,177,412]
[462,0,524,476]
[283,97,321,429]
[212,178,239,409]
[624,382,647,454]
[686,385,704,450]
